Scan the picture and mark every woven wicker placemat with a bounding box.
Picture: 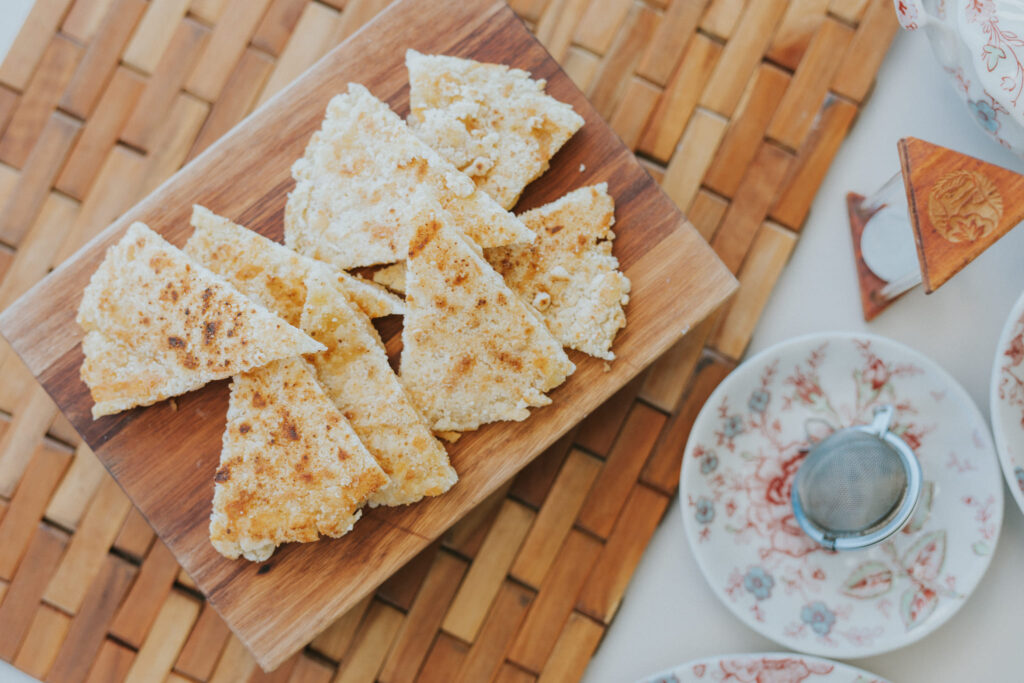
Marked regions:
[0,0,897,681]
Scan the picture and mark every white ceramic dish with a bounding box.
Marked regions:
[897,0,1024,156]
[641,652,889,683]
[681,332,1003,658]
[991,287,1024,516]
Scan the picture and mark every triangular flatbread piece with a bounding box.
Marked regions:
[185,205,404,323]
[407,49,584,210]
[899,136,1024,292]
[301,275,457,506]
[401,213,575,431]
[209,357,388,561]
[487,184,630,360]
[285,83,534,269]
[77,222,323,418]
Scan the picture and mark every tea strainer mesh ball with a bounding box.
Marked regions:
[791,404,922,552]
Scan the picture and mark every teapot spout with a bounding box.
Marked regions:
[894,0,965,72]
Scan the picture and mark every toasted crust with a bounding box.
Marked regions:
[185,205,403,323]
[406,50,584,210]
[301,274,457,506]
[284,83,534,269]
[400,212,575,431]
[209,357,388,561]
[487,184,630,360]
[77,222,324,418]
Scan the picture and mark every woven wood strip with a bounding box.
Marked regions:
[0,0,897,680]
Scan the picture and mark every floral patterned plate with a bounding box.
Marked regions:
[642,652,889,683]
[681,333,1003,658]
[991,287,1024,516]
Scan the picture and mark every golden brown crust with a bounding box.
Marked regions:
[406,50,584,210]
[301,275,457,506]
[400,212,574,431]
[284,84,534,269]
[77,222,324,418]
[209,357,388,562]
[486,184,630,360]
[185,205,403,323]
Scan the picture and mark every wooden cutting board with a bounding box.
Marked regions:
[0,0,735,671]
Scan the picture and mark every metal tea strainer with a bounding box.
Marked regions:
[791,404,922,552]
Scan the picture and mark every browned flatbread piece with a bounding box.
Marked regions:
[487,183,630,360]
[285,83,534,269]
[400,212,575,431]
[407,49,584,210]
[209,357,388,562]
[77,222,323,418]
[185,205,403,323]
[301,274,457,506]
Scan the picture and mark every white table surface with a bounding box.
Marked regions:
[2,4,1023,683]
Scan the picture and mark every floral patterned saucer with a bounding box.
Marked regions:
[681,333,1003,658]
[642,652,889,683]
[991,287,1024,516]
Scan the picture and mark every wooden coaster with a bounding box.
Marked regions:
[900,136,1024,293]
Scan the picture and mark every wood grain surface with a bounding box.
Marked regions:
[899,136,1024,293]
[0,0,899,679]
[0,0,736,670]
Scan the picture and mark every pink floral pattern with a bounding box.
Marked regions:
[996,310,1024,428]
[971,2,1024,108]
[683,335,1003,658]
[991,290,1024,516]
[898,0,1024,154]
[645,653,887,683]
[896,0,920,29]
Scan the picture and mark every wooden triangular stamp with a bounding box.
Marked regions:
[847,138,1023,320]
[899,136,1024,293]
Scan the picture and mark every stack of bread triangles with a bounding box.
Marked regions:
[76,51,630,562]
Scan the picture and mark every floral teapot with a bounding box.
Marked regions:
[895,0,1024,155]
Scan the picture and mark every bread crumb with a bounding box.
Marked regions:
[169,398,177,412]
[603,361,611,372]
[434,430,462,443]
[549,265,570,280]
[579,163,586,172]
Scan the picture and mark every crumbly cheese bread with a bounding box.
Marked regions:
[400,212,575,431]
[406,50,584,210]
[434,430,461,443]
[301,274,457,506]
[487,184,630,360]
[209,357,388,561]
[77,222,324,418]
[185,205,403,322]
[372,262,407,295]
[285,83,534,269]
